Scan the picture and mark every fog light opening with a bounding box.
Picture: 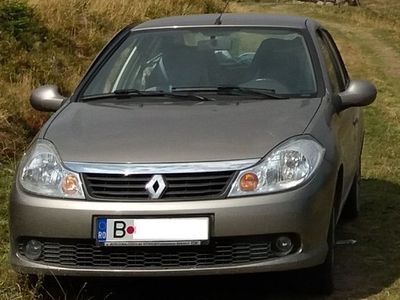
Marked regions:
[274,236,293,256]
[25,240,43,260]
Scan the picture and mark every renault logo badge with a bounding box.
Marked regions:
[145,175,167,199]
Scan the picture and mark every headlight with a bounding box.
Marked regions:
[229,136,325,196]
[20,139,85,199]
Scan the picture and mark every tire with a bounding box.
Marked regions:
[342,166,360,220]
[298,209,335,295]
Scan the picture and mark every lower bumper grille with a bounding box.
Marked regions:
[18,235,297,269]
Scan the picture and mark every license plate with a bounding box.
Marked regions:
[96,217,209,246]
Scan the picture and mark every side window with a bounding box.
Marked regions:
[321,30,349,88]
[316,30,346,94]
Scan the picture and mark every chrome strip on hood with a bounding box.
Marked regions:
[64,159,260,175]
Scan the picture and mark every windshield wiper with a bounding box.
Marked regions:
[217,86,288,99]
[160,91,215,102]
[114,89,215,101]
[114,88,144,96]
[81,89,148,101]
[81,89,215,102]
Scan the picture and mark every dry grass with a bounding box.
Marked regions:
[0,0,223,298]
[29,0,221,30]
[0,0,223,162]
[233,1,400,298]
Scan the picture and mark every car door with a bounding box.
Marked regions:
[316,29,361,203]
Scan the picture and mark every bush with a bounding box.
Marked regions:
[0,0,46,47]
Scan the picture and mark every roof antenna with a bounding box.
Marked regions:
[214,0,230,25]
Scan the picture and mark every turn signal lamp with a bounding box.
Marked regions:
[62,174,80,195]
[239,172,259,191]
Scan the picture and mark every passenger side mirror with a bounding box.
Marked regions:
[338,80,377,110]
[30,85,67,112]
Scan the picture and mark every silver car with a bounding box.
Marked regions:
[10,13,376,294]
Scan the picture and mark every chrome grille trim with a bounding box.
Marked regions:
[64,159,259,175]
[83,171,235,200]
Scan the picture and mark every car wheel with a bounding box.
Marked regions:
[298,209,335,295]
[342,165,360,220]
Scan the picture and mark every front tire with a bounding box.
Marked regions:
[342,166,360,220]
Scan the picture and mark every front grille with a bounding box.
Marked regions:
[83,171,236,201]
[18,235,296,269]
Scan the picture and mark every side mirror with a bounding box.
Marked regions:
[338,80,377,110]
[30,85,67,112]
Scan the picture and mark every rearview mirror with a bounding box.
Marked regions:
[338,80,377,110]
[30,85,67,112]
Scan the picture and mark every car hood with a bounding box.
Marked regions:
[45,98,321,163]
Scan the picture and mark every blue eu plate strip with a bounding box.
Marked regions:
[96,218,107,242]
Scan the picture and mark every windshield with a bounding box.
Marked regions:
[83,27,317,98]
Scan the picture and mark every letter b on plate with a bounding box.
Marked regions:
[113,221,126,238]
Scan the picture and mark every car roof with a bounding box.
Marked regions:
[132,13,316,30]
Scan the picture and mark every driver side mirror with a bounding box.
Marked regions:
[338,80,377,110]
[30,85,67,112]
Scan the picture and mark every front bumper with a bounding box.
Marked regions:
[10,160,336,276]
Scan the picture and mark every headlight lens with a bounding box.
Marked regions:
[229,136,325,196]
[20,139,85,199]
